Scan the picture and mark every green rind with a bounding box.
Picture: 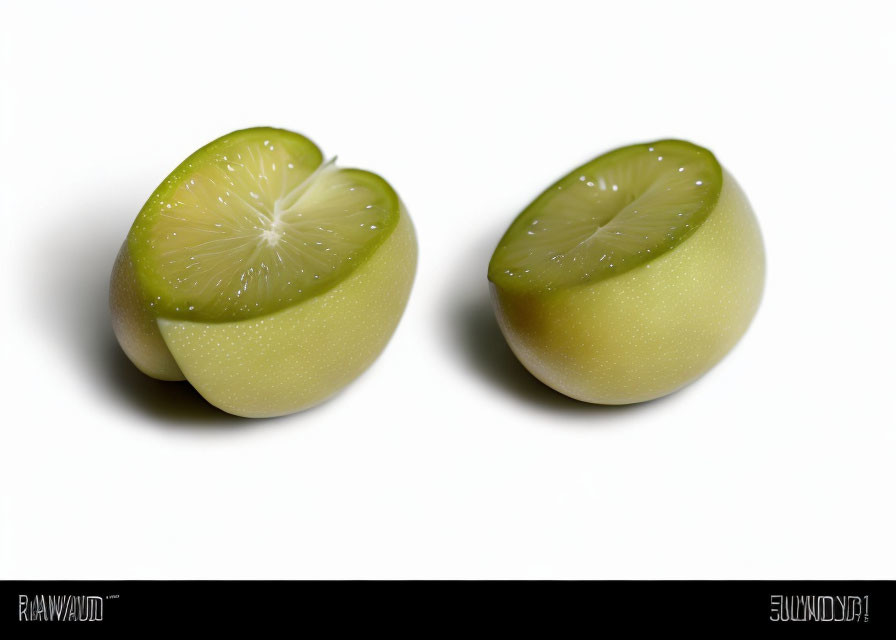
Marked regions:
[488,139,723,292]
[127,127,401,323]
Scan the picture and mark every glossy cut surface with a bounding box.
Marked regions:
[489,140,721,293]
[129,127,400,323]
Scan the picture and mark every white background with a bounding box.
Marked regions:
[1,0,894,579]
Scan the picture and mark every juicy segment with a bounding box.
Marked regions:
[129,128,399,322]
[489,140,722,292]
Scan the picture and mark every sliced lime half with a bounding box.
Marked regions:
[129,127,400,322]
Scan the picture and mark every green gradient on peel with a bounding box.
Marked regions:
[489,139,722,293]
[487,137,765,406]
[128,127,400,323]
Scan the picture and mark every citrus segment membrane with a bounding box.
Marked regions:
[488,140,722,292]
[129,128,399,322]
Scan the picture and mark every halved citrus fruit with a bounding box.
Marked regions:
[111,127,417,417]
[489,139,764,404]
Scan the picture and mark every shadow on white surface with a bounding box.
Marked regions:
[441,220,681,418]
[99,333,249,425]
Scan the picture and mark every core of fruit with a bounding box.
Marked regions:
[110,127,417,418]
[488,139,764,404]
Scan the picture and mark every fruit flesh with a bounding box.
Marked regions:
[110,127,416,417]
[489,141,764,405]
[129,128,399,322]
[490,140,722,292]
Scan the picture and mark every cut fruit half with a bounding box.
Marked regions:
[487,138,764,406]
[129,127,400,322]
[488,139,722,292]
[111,127,417,417]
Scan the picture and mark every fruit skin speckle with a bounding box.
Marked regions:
[490,169,765,404]
[157,208,416,418]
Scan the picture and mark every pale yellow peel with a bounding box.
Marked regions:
[491,169,765,404]
[109,242,185,381]
[157,207,417,418]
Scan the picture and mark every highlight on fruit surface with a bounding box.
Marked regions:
[111,127,417,418]
[488,139,765,404]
